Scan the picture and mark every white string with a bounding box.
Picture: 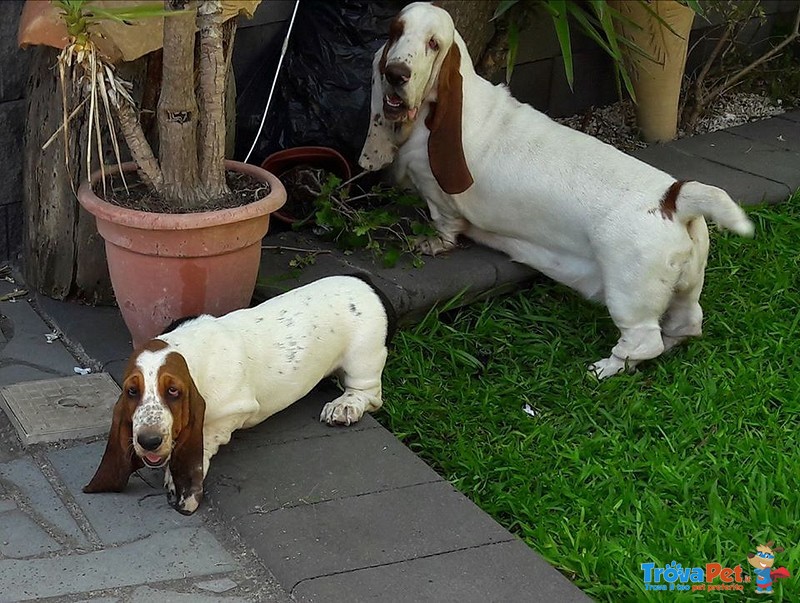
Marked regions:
[243,0,301,164]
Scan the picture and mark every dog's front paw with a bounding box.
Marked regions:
[415,235,456,256]
[173,487,203,515]
[164,468,177,507]
[320,392,368,426]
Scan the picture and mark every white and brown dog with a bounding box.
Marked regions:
[360,2,754,378]
[84,275,394,514]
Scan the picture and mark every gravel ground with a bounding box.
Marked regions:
[555,92,786,152]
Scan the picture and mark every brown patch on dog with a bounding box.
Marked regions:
[379,16,405,74]
[659,180,685,220]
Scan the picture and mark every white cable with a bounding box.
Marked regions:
[243,0,301,164]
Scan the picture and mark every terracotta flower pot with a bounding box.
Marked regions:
[261,146,351,225]
[77,160,286,349]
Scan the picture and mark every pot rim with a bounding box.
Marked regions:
[77,160,286,231]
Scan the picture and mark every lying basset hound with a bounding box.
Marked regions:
[359,2,754,379]
[84,275,394,514]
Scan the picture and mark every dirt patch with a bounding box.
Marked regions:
[96,170,271,213]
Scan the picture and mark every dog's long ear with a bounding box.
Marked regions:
[425,42,473,195]
[83,395,143,493]
[359,45,398,172]
[169,375,206,491]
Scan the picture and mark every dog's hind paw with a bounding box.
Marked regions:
[588,356,629,380]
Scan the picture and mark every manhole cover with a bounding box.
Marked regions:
[0,373,120,445]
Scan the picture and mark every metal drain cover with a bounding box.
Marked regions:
[0,373,120,445]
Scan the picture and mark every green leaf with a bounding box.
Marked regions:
[505,21,520,84]
[492,0,520,21]
[550,1,574,91]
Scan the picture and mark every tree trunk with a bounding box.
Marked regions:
[197,0,230,198]
[158,0,208,209]
[113,95,163,192]
[436,1,498,67]
[23,46,115,304]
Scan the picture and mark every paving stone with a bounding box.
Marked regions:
[669,130,800,192]
[47,441,203,547]
[232,480,514,589]
[0,507,63,558]
[0,283,79,381]
[0,373,121,445]
[194,577,239,593]
[0,456,88,549]
[0,527,236,601]
[776,110,800,123]
[377,243,535,322]
[208,419,441,519]
[632,144,791,204]
[726,117,800,152]
[257,230,536,323]
[0,364,64,386]
[36,295,133,369]
[130,585,249,602]
[293,539,591,603]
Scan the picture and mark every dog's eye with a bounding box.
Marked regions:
[127,386,139,397]
[428,37,438,51]
[166,386,180,399]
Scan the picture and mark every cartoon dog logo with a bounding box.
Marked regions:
[748,541,790,594]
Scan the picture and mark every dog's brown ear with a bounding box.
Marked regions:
[425,42,473,195]
[774,546,785,553]
[83,395,143,493]
[169,375,206,495]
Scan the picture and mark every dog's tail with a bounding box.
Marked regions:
[672,181,754,236]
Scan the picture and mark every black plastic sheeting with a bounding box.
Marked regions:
[235,0,409,167]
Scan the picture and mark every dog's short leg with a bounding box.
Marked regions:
[321,344,387,426]
[164,466,176,507]
[415,205,468,256]
[589,324,665,379]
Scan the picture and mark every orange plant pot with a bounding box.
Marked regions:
[77,160,286,349]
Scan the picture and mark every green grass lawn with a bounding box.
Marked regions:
[379,197,800,601]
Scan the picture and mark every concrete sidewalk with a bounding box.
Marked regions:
[0,111,798,602]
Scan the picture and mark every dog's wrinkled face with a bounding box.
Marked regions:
[129,346,192,469]
[380,2,455,123]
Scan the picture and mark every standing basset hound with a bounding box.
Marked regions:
[84,275,395,514]
[359,2,754,379]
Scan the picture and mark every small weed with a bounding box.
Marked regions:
[293,170,436,268]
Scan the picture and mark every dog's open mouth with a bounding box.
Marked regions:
[383,94,417,122]
[141,452,168,468]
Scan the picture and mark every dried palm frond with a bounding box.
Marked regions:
[46,1,170,195]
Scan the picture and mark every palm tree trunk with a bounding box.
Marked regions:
[114,98,163,192]
[158,0,208,209]
[197,0,231,198]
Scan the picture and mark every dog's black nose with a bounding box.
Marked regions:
[137,433,163,451]
[384,63,411,87]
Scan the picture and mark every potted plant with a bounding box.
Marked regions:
[493,0,700,142]
[20,0,286,348]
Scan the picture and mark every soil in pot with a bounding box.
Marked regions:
[98,170,270,213]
